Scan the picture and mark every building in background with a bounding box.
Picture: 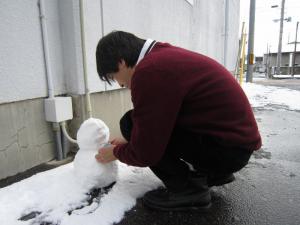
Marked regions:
[263,51,300,76]
[254,56,265,73]
[0,0,240,180]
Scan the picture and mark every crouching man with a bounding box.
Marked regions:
[95,31,261,211]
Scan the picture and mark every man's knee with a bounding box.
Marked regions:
[120,110,133,141]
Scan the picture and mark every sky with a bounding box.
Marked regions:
[240,0,300,56]
[1,81,300,225]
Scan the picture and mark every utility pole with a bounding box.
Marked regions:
[276,0,285,75]
[246,0,256,82]
[292,21,299,77]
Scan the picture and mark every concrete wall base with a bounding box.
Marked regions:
[0,89,132,180]
[0,99,55,180]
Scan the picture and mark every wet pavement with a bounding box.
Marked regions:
[116,79,300,225]
[116,109,300,225]
[254,77,300,91]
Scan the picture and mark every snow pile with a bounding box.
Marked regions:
[0,163,161,225]
[74,118,117,188]
[61,164,161,225]
[242,83,300,111]
[0,118,161,225]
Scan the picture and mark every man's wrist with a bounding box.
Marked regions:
[113,143,127,160]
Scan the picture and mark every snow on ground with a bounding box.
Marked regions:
[0,80,300,225]
[242,82,300,111]
[0,162,161,225]
[272,75,300,79]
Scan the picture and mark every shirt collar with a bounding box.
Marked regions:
[136,39,156,65]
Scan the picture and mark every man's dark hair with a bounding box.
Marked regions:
[96,31,146,84]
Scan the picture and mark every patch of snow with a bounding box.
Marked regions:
[0,161,161,225]
[0,118,162,225]
[242,83,300,111]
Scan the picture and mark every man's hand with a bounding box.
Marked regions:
[95,144,117,164]
[110,137,128,145]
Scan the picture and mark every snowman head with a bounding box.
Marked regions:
[77,118,109,151]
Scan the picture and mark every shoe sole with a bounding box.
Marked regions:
[208,174,235,187]
[143,199,212,212]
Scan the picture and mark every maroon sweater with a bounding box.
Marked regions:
[113,43,262,167]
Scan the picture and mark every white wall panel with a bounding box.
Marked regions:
[226,0,240,71]
[58,0,85,95]
[0,0,240,103]
[0,0,47,104]
[82,0,106,93]
[0,0,67,104]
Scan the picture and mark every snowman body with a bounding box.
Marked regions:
[73,118,118,188]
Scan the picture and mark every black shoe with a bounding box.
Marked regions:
[207,173,235,187]
[143,184,211,211]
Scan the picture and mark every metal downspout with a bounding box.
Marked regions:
[38,0,64,160]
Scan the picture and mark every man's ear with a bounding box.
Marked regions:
[119,59,126,68]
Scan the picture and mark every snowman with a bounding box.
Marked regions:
[73,118,118,188]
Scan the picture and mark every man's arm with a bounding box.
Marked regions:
[113,68,184,167]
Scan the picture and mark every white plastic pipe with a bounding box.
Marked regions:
[38,0,55,99]
[39,0,65,160]
[60,122,78,144]
[39,0,78,159]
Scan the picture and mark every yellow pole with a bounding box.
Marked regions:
[235,22,245,80]
[240,32,247,84]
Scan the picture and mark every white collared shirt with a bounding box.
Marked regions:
[136,39,156,65]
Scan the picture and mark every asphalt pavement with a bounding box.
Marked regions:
[117,78,300,225]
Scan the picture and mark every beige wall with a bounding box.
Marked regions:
[69,89,132,144]
[0,99,55,179]
[91,89,133,139]
[0,89,132,180]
